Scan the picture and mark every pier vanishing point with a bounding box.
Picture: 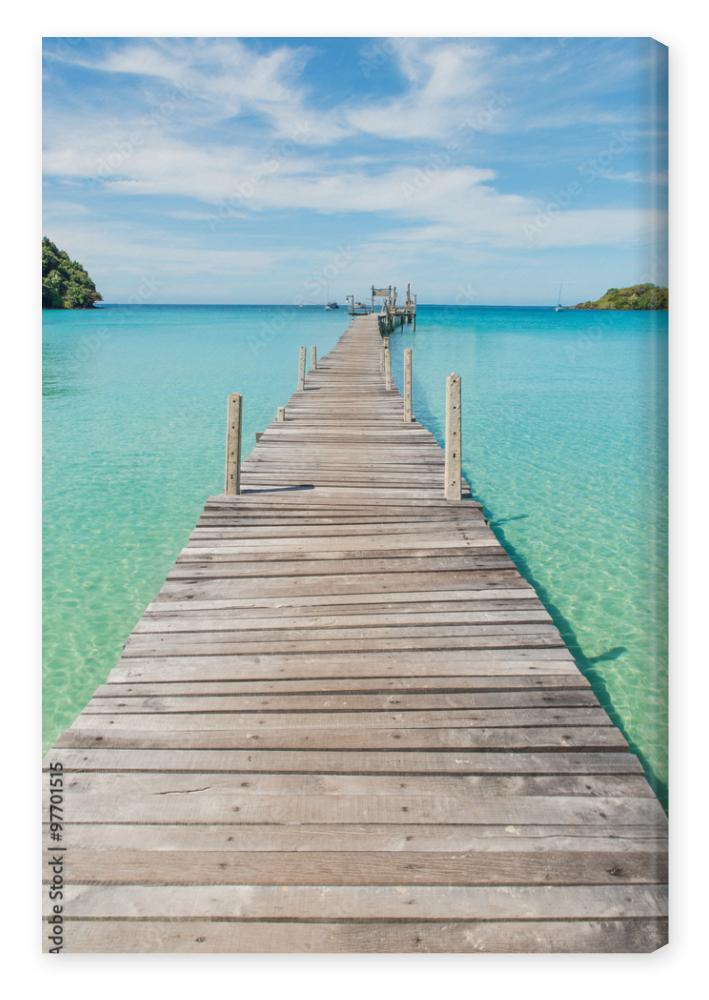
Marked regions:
[43,311,667,953]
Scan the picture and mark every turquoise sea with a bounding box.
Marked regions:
[43,304,668,805]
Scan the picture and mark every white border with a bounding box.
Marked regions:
[2,1,706,994]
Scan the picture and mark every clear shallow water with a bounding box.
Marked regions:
[43,304,667,805]
[391,307,667,804]
[43,306,348,753]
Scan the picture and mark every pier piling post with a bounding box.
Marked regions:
[298,346,306,391]
[224,392,243,496]
[277,405,285,422]
[384,342,392,390]
[403,348,413,422]
[310,345,317,370]
[380,335,389,373]
[444,373,462,500]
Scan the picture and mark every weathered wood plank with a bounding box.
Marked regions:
[46,748,643,774]
[57,724,629,751]
[94,674,592,695]
[42,821,667,853]
[57,918,668,953]
[48,770,653,800]
[45,884,668,920]
[71,706,613,730]
[58,848,666,886]
[85,690,599,713]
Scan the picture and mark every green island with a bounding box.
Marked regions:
[42,237,102,309]
[575,283,668,310]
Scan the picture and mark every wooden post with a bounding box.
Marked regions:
[444,373,462,501]
[297,346,306,391]
[403,347,412,422]
[384,344,392,390]
[381,335,389,375]
[310,345,317,370]
[224,392,243,496]
[277,405,285,422]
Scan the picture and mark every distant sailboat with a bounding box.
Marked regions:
[324,284,339,310]
[554,282,567,312]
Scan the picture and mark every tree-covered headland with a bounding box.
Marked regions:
[575,283,668,310]
[42,237,103,309]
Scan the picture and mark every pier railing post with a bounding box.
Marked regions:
[444,373,462,500]
[297,346,306,391]
[380,335,389,373]
[224,392,243,496]
[310,345,317,370]
[384,342,392,390]
[277,405,285,422]
[403,347,413,422]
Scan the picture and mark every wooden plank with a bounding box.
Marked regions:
[57,918,668,953]
[57,724,628,752]
[71,707,613,730]
[135,610,554,634]
[107,656,582,685]
[45,884,668,920]
[120,635,567,658]
[94,675,593,695]
[155,570,527,600]
[85,690,599,713]
[147,587,538,613]
[47,770,653,800]
[47,748,644,774]
[42,821,667,853]
[58,848,666,886]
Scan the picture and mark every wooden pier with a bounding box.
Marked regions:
[375,283,417,333]
[347,284,417,332]
[43,314,667,953]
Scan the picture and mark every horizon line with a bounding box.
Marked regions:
[86,302,570,309]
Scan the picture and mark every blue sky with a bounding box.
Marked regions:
[42,37,668,305]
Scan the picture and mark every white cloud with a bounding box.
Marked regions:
[42,200,91,218]
[45,37,512,146]
[346,39,497,141]
[43,120,663,253]
[46,38,348,145]
[47,220,277,278]
[597,169,669,185]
